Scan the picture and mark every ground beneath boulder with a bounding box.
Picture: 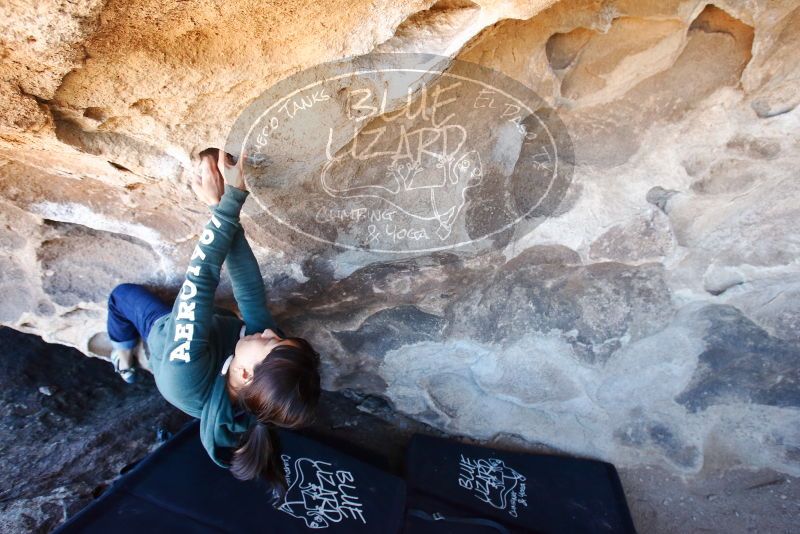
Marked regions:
[0,327,191,532]
[0,327,796,533]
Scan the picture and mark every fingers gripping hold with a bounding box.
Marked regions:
[216,146,247,191]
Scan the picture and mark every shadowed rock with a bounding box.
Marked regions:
[676,305,800,413]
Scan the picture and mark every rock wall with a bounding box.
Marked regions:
[1,0,798,480]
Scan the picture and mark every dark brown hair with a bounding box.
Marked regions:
[229,337,321,500]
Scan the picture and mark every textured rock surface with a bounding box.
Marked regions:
[1,0,799,498]
[0,327,191,533]
[4,327,800,533]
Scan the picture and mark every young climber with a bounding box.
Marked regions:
[105,148,321,499]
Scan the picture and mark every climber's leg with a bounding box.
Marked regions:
[107,284,170,384]
[107,283,171,349]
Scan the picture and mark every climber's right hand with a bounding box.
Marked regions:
[217,147,247,191]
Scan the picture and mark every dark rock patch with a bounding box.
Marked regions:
[333,305,445,358]
[446,250,674,363]
[614,414,700,470]
[675,305,800,413]
[37,221,162,307]
[0,326,189,534]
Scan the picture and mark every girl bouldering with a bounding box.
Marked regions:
[105,148,321,499]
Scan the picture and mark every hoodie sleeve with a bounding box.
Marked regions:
[225,226,278,335]
[159,184,248,401]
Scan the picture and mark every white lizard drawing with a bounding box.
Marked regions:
[321,123,484,240]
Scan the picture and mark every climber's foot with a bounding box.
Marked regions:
[111,347,137,384]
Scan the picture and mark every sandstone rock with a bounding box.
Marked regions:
[742,4,800,118]
[0,0,798,489]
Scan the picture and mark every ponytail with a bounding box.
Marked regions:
[231,421,286,500]
[229,337,321,502]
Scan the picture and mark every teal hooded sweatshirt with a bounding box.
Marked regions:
[146,184,278,467]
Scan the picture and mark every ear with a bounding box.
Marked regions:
[234,365,250,383]
[242,365,255,384]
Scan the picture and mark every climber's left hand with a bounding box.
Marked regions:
[192,151,226,206]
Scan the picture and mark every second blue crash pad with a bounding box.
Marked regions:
[403,434,636,533]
